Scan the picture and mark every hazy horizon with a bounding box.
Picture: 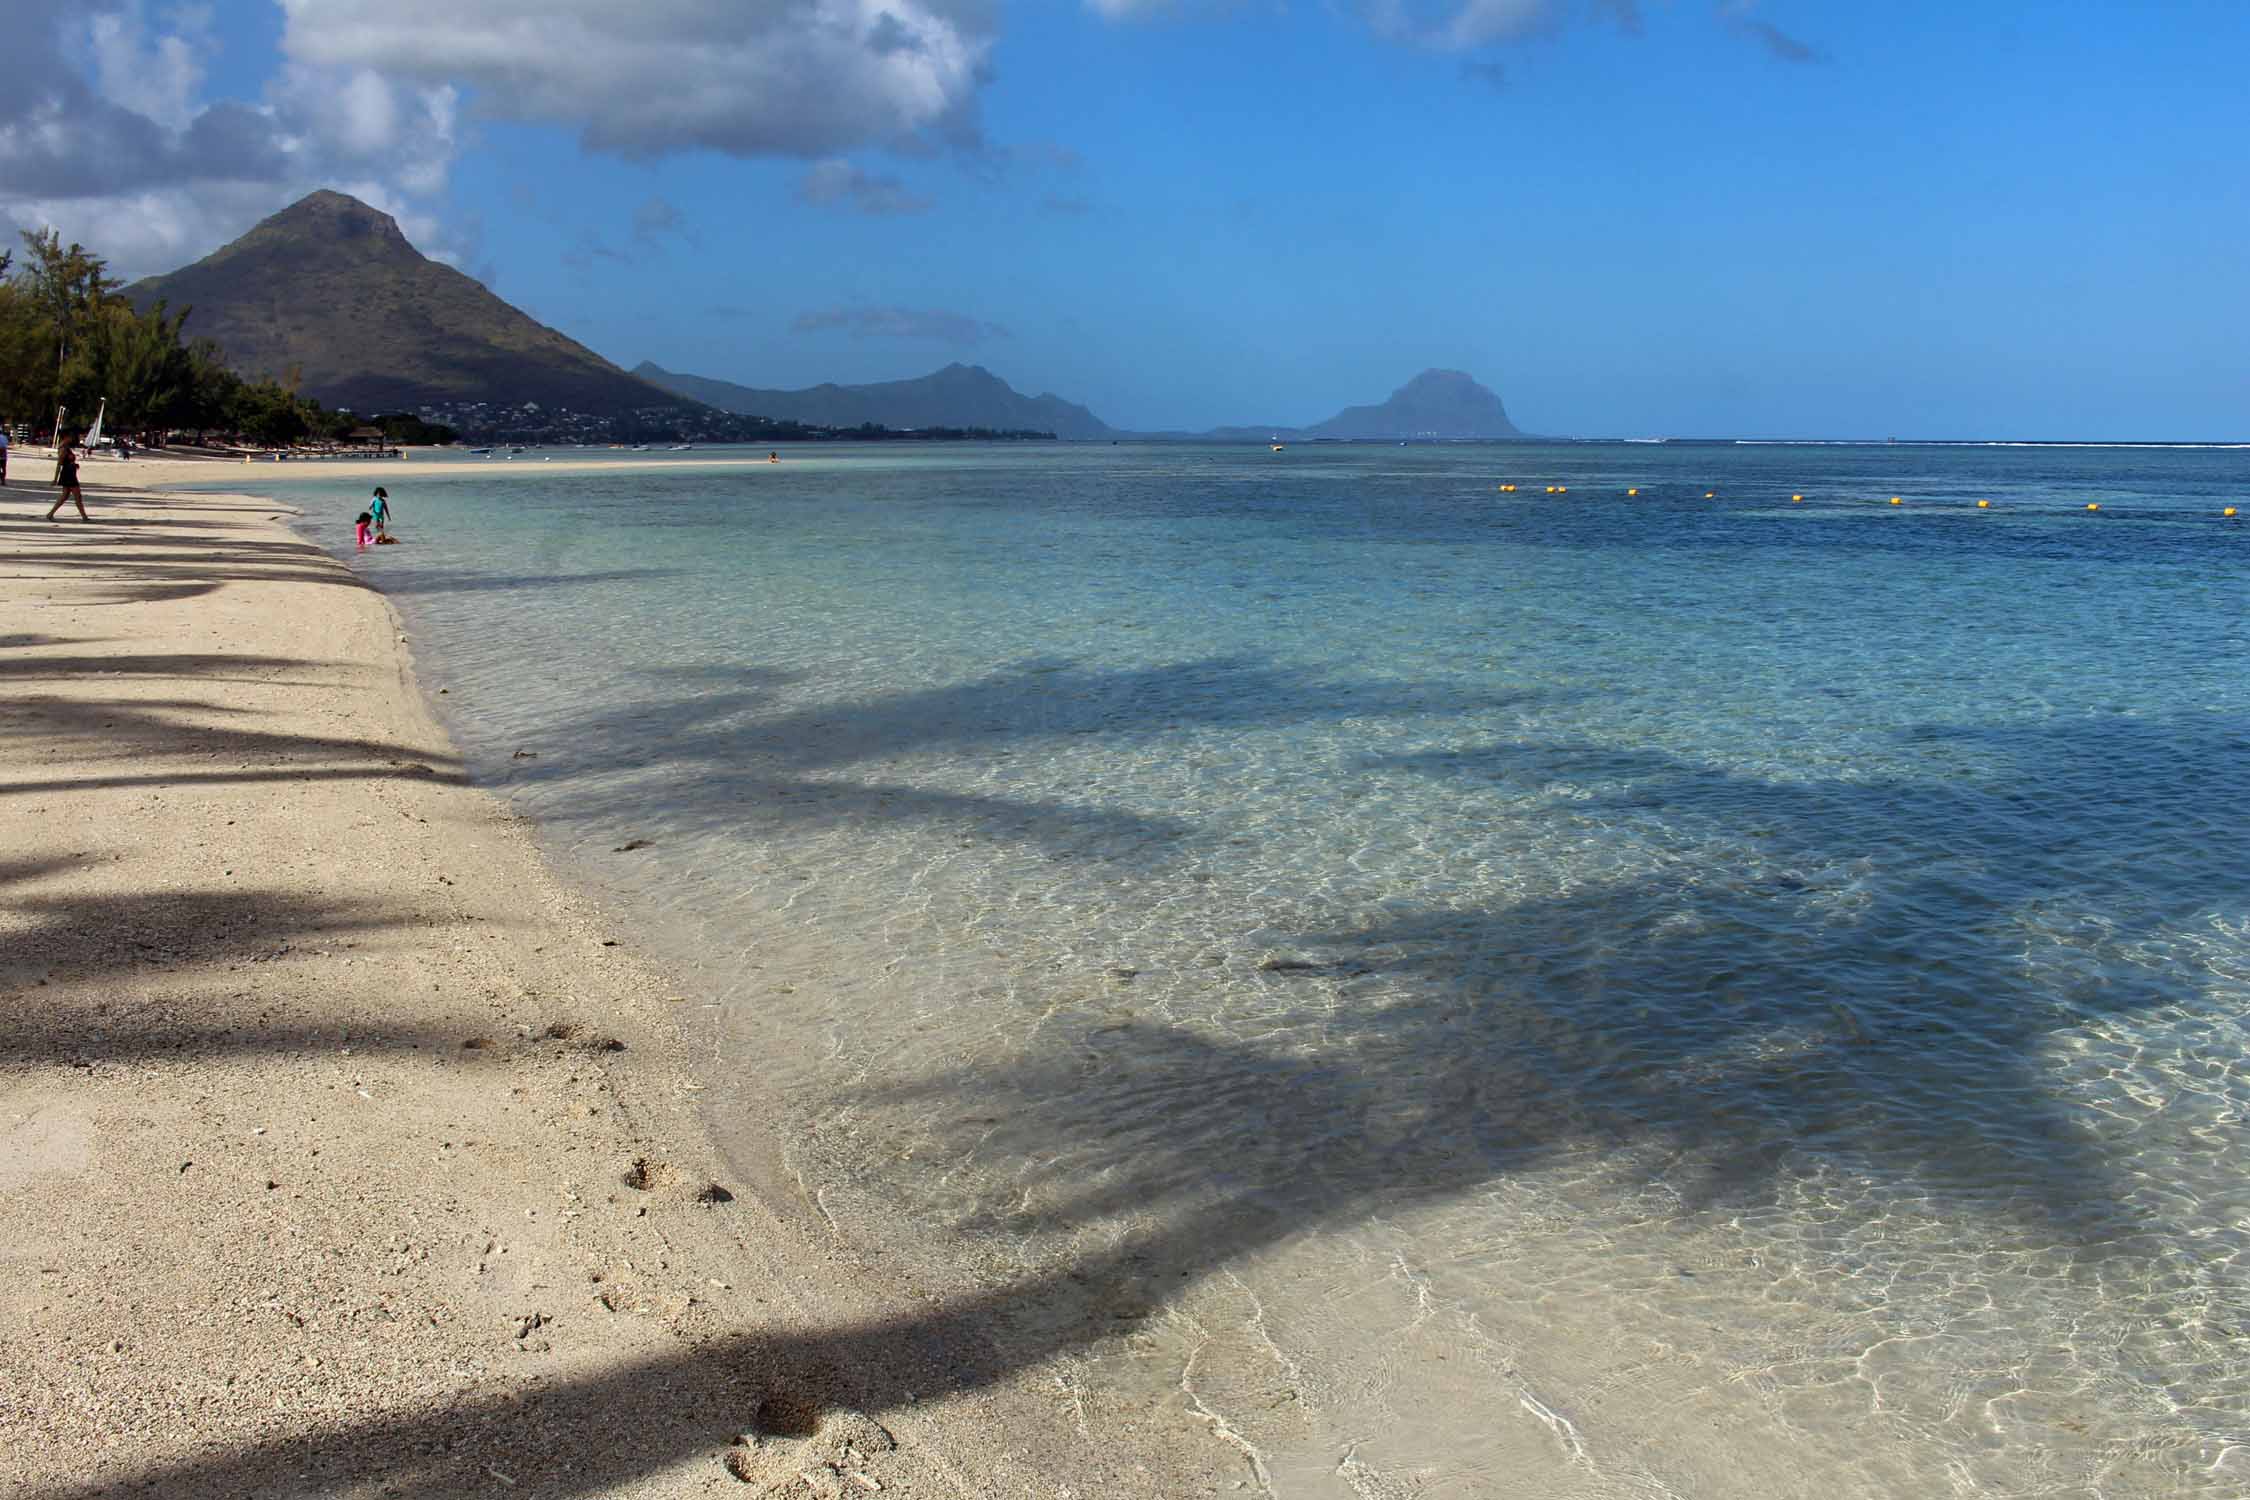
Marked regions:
[4,2,2245,439]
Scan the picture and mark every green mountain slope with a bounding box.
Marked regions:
[126,191,686,417]
[635,360,1113,439]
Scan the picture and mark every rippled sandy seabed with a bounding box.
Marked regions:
[239,441,2250,1497]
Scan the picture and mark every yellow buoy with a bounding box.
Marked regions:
[1791,493,1803,502]
[2226,507,2239,518]
[1545,486,1555,494]
[1705,491,1716,499]
[1558,486,1567,494]
[1627,487,1639,496]
[1976,500,1990,509]
[2086,503,2100,512]
[1889,497,1903,506]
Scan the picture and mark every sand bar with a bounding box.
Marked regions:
[0,470,1230,1496]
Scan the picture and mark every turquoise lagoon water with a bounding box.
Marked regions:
[250,443,2248,1496]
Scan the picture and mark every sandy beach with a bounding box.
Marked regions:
[0,467,1233,1497]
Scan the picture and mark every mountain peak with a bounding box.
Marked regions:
[126,189,685,416]
[1399,368,1478,392]
[255,190,411,248]
[1303,369,1521,439]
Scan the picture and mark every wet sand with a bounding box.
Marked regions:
[0,471,1235,1496]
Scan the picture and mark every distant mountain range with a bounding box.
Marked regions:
[636,360,1113,440]
[640,362,1526,442]
[125,191,687,418]
[123,190,1528,441]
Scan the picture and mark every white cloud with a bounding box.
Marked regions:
[86,2,214,132]
[3,182,288,280]
[278,0,999,158]
[0,0,465,277]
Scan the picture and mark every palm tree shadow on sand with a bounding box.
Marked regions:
[45,708,2245,1497]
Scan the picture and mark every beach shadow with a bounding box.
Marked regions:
[498,657,1533,859]
[0,633,95,649]
[1309,712,2244,1227]
[0,687,465,803]
[0,885,428,1052]
[0,653,328,684]
[25,710,2238,1497]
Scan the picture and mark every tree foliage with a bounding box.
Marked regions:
[0,228,441,449]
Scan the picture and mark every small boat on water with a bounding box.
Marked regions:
[468,446,492,456]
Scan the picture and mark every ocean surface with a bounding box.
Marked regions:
[245,442,2248,1496]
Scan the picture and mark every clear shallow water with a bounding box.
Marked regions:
[251,444,2249,1496]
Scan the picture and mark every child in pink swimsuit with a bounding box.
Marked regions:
[355,511,373,548]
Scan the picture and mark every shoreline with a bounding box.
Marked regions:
[0,473,1231,1496]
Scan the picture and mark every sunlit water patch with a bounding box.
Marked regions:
[238,442,2250,1496]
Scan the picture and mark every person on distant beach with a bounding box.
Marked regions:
[768,451,779,463]
[0,426,10,487]
[45,434,86,521]
[368,486,391,537]
[355,510,374,549]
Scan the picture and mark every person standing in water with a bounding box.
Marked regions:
[368,486,391,538]
[45,433,86,522]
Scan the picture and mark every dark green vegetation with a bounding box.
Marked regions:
[125,191,683,420]
[0,228,449,447]
[637,360,1110,440]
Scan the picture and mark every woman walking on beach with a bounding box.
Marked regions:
[45,434,86,522]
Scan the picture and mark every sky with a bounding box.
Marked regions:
[1,0,2245,438]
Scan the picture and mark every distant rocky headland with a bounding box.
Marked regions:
[1200,369,1524,442]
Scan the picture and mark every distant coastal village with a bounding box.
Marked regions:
[0,191,1523,456]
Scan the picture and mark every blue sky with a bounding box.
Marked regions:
[4,1,2245,437]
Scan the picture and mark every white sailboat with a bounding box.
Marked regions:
[82,398,106,454]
